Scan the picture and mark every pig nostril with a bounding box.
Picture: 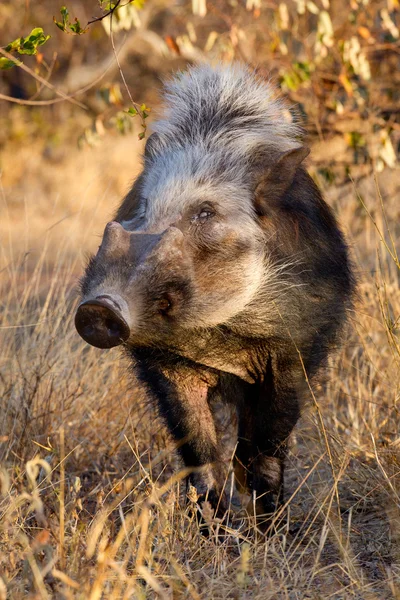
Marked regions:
[105,318,122,337]
[84,324,95,337]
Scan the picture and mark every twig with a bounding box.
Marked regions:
[0,92,70,106]
[109,10,141,115]
[29,51,58,101]
[108,7,146,134]
[363,41,400,53]
[87,0,122,26]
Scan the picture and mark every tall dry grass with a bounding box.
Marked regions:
[0,133,399,598]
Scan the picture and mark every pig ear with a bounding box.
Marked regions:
[253,146,310,216]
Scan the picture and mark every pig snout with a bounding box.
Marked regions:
[75,295,130,348]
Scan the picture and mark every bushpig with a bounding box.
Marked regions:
[75,64,354,523]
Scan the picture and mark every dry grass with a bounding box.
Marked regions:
[1,130,400,599]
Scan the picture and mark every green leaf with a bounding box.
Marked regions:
[140,104,150,119]
[0,57,19,70]
[54,6,88,35]
[54,6,69,30]
[5,28,50,56]
[69,18,86,34]
[21,29,51,54]
[5,38,22,52]
[127,107,138,116]
[28,27,49,42]
[54,20,66,32]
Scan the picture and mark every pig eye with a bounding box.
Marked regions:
[157,295,172,315]
[191,207,215,224]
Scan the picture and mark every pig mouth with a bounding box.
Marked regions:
[75,295,130,349]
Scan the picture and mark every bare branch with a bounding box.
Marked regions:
[0,47,87,110]
[0,93,70,106]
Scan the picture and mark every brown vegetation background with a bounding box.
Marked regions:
[0,1,399,598]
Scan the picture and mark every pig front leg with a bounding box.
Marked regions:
[235,353,301,526]
[133,353,226,516]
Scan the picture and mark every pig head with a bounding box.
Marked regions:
[75,145,315,354]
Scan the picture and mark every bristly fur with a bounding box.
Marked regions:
[153,63,302,154]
